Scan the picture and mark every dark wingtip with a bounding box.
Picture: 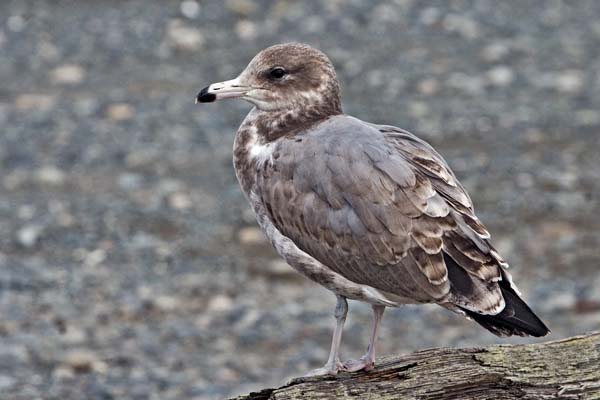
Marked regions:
[196,86,216,103]
[464,281,550,338]
[443,252,550,337]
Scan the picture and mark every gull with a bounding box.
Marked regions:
[196,43,549,376]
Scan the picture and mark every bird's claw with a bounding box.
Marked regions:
[303,359,344,377]
[341,356,375,372]
[296,356,374,382]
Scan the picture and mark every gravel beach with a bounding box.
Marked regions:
[0,1,599,399]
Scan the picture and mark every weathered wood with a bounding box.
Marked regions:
[230,332,600,400]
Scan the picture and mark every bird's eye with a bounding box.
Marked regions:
[269,67,287,79]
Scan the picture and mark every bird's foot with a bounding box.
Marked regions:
[304,359,344,377]
[342,356,375,372]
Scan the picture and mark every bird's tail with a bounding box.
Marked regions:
[463,278,550,337]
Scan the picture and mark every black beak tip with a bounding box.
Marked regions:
[196,86,216,103]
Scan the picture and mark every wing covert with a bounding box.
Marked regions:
[256,116,508,313]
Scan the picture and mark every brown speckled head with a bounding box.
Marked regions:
[197,43,342,116]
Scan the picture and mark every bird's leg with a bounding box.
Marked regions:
[304,295,348,377]
[342,305,385,372]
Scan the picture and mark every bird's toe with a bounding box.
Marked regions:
[342,357,375,372]
[302,359,344,377]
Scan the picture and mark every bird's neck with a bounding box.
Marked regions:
[242,99,342,143]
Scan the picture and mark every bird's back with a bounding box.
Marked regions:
[253,114,548,337]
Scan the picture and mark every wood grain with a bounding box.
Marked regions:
[230,332,600,400]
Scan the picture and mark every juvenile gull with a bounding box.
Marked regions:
[196,43,549,376]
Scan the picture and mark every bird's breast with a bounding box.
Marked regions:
[233,120,275,197]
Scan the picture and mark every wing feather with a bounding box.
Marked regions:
[256,116,507,312]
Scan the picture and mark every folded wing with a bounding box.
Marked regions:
[256,116,514,315]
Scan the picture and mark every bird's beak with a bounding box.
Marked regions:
[195,77,251,104]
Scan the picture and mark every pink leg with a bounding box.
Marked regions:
[343,305,385,372]
[304,295,347,376]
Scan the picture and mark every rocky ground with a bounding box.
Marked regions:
[0,1,599,399]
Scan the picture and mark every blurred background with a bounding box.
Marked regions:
[0,0,599,399]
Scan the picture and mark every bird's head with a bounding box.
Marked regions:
[197,43,342,115]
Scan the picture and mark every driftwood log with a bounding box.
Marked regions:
[230,332,600,400]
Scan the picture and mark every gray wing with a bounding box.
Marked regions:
[257,116,509,314]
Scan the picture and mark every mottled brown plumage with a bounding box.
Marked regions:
[197,43,549,376]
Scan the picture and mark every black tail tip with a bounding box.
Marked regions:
[464,282,550,338]
[465,307,550,337]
